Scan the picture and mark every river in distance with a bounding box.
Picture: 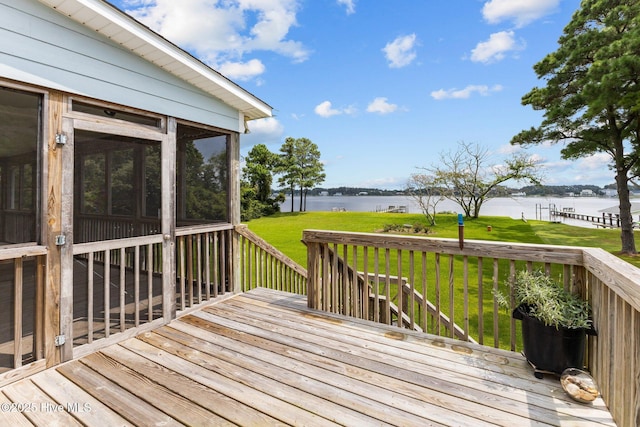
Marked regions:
[280,195,626,228]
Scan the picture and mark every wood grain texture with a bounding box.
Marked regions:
[0,289,616,426]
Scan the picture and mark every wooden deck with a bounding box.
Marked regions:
[0,288,615,426]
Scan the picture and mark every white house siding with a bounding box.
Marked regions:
[0,0,241,132]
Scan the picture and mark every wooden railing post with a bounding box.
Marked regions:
[306,241,320,309]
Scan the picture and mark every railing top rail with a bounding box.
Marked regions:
[73,234,164,254]
[302,229,585,265]
[583,247,640,313]
[176,223,234,236]
[0,244,47,260]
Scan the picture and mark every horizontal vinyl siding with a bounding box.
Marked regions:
[0,0,241,131]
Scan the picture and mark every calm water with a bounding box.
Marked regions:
[281,195,624,227]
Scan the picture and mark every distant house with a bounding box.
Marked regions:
[0,0,271,380]
[580,189,595,197]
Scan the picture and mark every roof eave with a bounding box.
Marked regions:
[37,0,273,120]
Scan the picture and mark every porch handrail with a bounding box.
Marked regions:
[0,244,47,260]
[235,225,307,294]
[302,229,640,426]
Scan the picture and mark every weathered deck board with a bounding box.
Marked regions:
[0,288,617,426]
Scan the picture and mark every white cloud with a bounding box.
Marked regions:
[497,144,522,155]
[471,31,523,63]
[382,34,417,68]
[314,101,341,117]
[314,101,357,117]
[482,0,560,28]
[122,0,309,79]
[337,0,356,15]
[578,153,611,170]
[366,97,397,114]
[217,59,266,81]
[431,84,503,100]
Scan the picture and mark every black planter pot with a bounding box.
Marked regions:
[513,305,596,378]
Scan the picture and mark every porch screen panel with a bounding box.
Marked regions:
[0,87,41,245]
[74,131,161,243]
[177,124,228,225]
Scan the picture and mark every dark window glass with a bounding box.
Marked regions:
[0,87,41,245]
[74,131,161,243]
[176,124,228,225]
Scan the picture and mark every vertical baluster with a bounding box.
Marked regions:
[342,244,349,315]
[421,251,428,333]
[104,249,110,338]
[362,246,369,321]
[205,233,211,300]
[88,252,94,344]
[147,243,154,320]
[477,256,484,345]
[134,246,140,327]
[384,248,391,325]
[408,251,415,330]
[509,260,516,351]
[373,247,380,323]
[492,258,499,348]
[351,245,358,318]
[397,249,403,328]
[120,248,126,332]
[196,233,203,304]
[434,253,441,335]
[179,237,186,311]
[448,254,455,339]
[331,243,339,313]
[463,256,469,341]
[220,231,227,294]
[14,258,23,368]
[186,235,193,307]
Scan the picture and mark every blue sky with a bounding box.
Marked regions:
[111,0,610,189]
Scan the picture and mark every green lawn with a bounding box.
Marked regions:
[246,211,640,268]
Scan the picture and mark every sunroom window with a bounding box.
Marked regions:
[74,130,161,243]
[0,87,41,245]
[176,123,228,225]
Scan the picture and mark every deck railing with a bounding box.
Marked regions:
[72,234,165,347]
[71,223,236,351]
[0,245,46,373]
[236,225,307,294]
[302,229,640,426]
[176,224,233,311]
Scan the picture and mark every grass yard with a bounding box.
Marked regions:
[246,211,640,268]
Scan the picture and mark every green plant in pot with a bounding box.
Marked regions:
[496,270,596,378]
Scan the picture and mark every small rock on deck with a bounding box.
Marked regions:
[0,288,615,426]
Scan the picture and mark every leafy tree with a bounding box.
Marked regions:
[243,144,277,203]
[241,144,283,221]
[511,0,640,254]
[276,138,299,212]
[276,137,325,212]
[294,138,326,211]
[432,142,541,218]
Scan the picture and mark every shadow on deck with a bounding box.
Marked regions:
[0,288,615,426]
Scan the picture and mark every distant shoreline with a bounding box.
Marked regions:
[280,195,624,227]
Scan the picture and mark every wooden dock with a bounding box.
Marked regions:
[0,288,615,426]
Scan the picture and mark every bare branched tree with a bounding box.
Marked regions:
[406,172,444,225]
[431,142,541,218]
